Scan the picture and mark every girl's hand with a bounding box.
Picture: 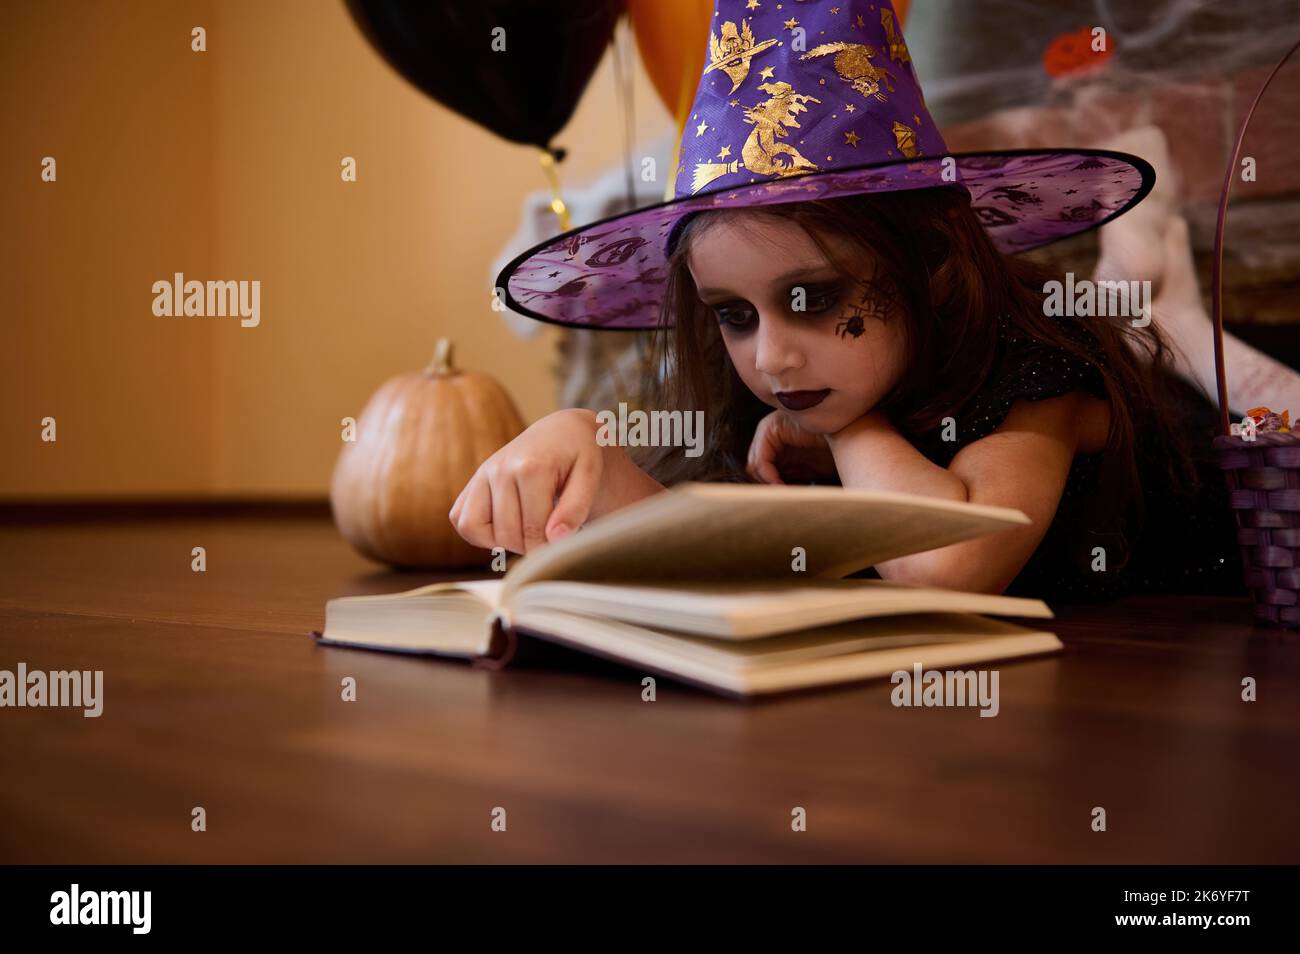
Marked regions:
[449,408,611,555]
[747,409,839,485]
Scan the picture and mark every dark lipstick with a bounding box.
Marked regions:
[775,389,830,411]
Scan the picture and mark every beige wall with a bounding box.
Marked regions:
[2,0,671,499]
[2,0,217,497]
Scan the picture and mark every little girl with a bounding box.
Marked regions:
[452,0,1270,602]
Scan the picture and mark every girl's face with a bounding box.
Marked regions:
[686,211,907,434]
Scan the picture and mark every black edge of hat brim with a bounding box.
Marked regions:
[494,147,1157,332]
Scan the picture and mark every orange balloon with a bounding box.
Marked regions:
[628,0,714,128]
[631,0,910,131]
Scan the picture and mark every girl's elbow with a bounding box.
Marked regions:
[875,548,1020,595]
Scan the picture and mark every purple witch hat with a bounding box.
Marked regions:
[498,0,1154,331]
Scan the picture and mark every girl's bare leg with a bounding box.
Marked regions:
[1092,126,1300,418]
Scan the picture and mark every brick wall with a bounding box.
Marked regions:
[942,62,1300,205]
[945,62,1300,332]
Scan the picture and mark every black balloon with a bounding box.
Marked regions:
[345,0,625,156]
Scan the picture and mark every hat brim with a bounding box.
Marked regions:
[497,147,1155,331]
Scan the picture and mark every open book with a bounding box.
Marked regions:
[313,483,1061,698]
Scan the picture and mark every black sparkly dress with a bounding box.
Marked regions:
[875,312,1247,603]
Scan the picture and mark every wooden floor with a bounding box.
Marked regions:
[1,504,1297,863]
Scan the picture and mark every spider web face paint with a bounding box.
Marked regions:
[836,275,896,340]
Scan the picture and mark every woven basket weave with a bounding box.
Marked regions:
[1214,431,1300,625]
[1209,38,1300,628]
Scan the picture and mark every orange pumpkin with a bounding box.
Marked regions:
[1043,26,1115,79]
[330,338,525,568]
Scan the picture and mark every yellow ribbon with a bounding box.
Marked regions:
[537,149,572,232]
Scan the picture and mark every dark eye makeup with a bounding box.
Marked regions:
[796,282,844,313]
[707,281,846,331]
[710,301,758,330]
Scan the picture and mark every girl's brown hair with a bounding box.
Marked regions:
[633,186,1203,567]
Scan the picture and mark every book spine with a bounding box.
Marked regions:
[471,616,519,670]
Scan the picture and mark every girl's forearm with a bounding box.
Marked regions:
[826,410,1003,591]
[826,409,968,503]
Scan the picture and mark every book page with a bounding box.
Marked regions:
[324,577,502,609]
[507,607,1060,696]
[319,579,502,657]
[513,578,1052,639]
[501,482,1029,604]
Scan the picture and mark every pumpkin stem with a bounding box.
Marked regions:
[426,338,454,376]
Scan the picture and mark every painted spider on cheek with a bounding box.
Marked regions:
[836,313,865,338]
[835,275,894,340]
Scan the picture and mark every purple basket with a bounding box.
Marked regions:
[1213,431,1300,626]
[1208,37,1300,627]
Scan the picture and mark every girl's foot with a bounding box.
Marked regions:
[1092,126,1180,296]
